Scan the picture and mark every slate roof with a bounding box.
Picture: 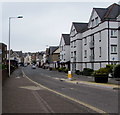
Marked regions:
[94,8,107,20]
[94,3,120,21]
[72,22,88,33]
[62,34,70,45]
[49,46,59,55]
[13,51,23,57]
[118,26,120,30]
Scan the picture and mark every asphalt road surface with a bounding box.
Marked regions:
[22,65,119,114]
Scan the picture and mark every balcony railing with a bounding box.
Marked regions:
[89,41,94,48]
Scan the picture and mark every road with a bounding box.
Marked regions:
[22,65,119,114]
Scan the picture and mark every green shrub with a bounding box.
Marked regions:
[106,64,114,73]
[49,67,52,71]
[83,68,94,76]
[64,68,69,73]
[75,70,80,75]
[93,67,109,83]
[58,67,66,72]
[61,67,66,71]
[93,67,109,76]
[58,68,62,72]
[114,64,120,78]
[0,64,7,70]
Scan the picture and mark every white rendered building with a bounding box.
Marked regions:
[70,22,88,72]
[59,34,70,69]
[69,3,120,72]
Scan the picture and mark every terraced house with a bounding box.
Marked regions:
[59,34,70,69]
[0,43,7,65]
[70,22,88,72]
[118,14,120,63]
[69,3,120,72]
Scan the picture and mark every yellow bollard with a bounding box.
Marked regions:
[68,71,72,80]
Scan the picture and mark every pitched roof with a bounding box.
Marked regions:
[13,51,23,57]
[118,26,120,30]
[49,46,59,55]
[94,3,120,21]
[94,8,107,20]
[53,47,60,54]
[104,3,120,20]
[62,34,70,45]
[72,22,88,33]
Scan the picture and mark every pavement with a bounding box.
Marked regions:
[40,68,120,89]
[3,68,100,114]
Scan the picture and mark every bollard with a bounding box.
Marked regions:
[68,71,72,80]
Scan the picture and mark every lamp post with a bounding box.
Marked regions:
[8,16,23,77]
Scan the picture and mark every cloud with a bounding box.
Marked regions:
[2,2,114,52]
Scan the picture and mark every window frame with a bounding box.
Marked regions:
[111,45,117,54]
[111,29,117,38]
[95,17,99,26]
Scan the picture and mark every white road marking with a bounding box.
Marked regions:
[32,91,54,113]
[19,86,43,91]
[22,69,108,114]
[16,76,20,79]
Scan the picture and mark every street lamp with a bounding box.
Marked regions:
[8,15,23,77]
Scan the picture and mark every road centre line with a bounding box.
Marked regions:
[22,69,108,114]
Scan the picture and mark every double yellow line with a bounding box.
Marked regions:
[22,69,108,114]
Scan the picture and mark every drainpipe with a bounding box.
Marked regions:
[108,19,110,64]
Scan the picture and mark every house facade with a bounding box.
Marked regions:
[118,15,120,63]
[51,47,60,68]
[0,43,7,65]
[69,3,120,72]
[44,46,60,68]
[59,34,70,69]
[82,3,120,70]
[24,53,32,64]
[70,22,88,72]
[10,51,23,64]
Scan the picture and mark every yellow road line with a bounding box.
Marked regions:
[65,80,119,88]
[22,70,108,114]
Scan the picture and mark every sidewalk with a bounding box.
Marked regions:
[45,68,120,85]
[2,68,98,114]
[2,68,53,113]
[72,73,120,85]
[46,69,120,89]
[58,74,120,89]
[38,68,120,89]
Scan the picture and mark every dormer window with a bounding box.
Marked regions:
[95,17,98,26]
[84,37,87,45]
[72,29,75,35]
[91,19,94,27]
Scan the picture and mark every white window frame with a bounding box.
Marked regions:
[111,45,117,54]
[111,30,117,38]
[91,19,94,27]
[84,50,87,58]
[99,31,101,42]
[71,52,73,58]
[99,47,101,57]
[84,37,87,45]
[95,17,98,26]
[74,40,76,47]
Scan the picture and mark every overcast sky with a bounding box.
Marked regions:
[1,1,119,53]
